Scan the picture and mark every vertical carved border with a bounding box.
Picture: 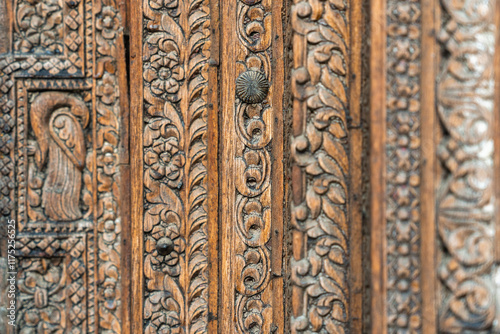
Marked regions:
[370,0,426,331]
[94,0,126,328]
[290,0,355,332]
[384,0,423,331]
[218,0,285,331]
[436,0,498,331]
[135,0,212,332]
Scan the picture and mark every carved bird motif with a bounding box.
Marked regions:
[30,92,89,221]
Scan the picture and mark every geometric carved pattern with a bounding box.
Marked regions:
[290,0,351,332]
[141,0,210,332]
[437,0,497,331]
[14,0,85,75]
[385,0,422,331]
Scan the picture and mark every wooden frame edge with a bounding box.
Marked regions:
[369,0,388,331]
[129,0,144,330]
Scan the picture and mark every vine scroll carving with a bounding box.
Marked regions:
[437,0,498,331]
[290,0,360,332]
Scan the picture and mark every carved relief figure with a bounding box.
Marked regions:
[29,92,89,221]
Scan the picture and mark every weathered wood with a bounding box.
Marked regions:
[129,0,144,329]
[0,0,129,330]
[219,0,285,331]
[130,0,213,331]
[290,0,364,332]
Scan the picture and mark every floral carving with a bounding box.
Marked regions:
[291,0,350,332]
[94,1,124,330]
[143,34,185,99]
[96,6,120,40]
[437,0,497,331]
[142,0,210,331]
[16,236,87,333]
[385,0,422,331]
[2,0,125,330]
[96,73,118,105]
[14,0,64,54]
[18,258,66,333]
[144,120,185,187]
[144,291,181,334]
[145,205,185,275]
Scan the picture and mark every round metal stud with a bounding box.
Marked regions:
[236,70,269,104]
[156,237,174,256]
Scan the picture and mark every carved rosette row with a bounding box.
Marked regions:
[142,0,210,332]
[437,0,497,331]
[290,0,350,333]
[385,0,422,331]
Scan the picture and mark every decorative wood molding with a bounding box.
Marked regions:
[371,0,500,332]
[290,0,364,332]
[384,0,423,331]
[136,0,212,332]
[0,0,128,330]
[218,0,285,331]
[370,0,426,331]
[437,0,498,331]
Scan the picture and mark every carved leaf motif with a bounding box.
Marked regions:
[291,0,350,332]
[437,0,497,331]
[143,0,210,331]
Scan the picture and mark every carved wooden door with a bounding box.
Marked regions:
[2,0,500,332]
[128,0,365,332]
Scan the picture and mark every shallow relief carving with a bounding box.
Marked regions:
[0,0,126,331]
[230,0,283,331]
[290,0,350,333]
[437,0,498,331]
[385,0,422,331]
[27,92,91,223]
[141,0,210,332]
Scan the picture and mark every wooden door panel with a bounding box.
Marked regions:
[370,0,500,332]
[0,0,129,331]
[290,0,364,333]
[130,0,365,333]
[130,0,213,332]
[2,0,499,332]
[218,0,285,332]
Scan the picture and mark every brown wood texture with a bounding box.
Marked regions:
[420,0,438,331]
[5,0,500,332]
[219,0,285,332]
[370,0,500,332]
[0,0,129,330]
[290,0,364,333]
[130,0,213,332]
